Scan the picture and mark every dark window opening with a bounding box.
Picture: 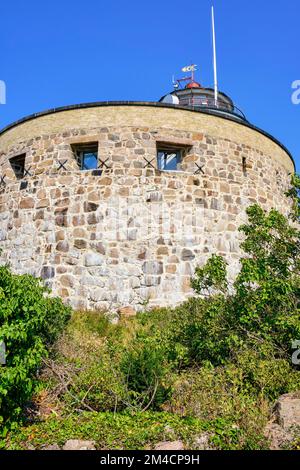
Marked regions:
[156,147,183,172]
[72,143,99,171]
[242,157,247,175]
[20,181,28,191]
[10,154,26,179]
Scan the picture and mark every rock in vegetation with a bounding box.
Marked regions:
[192,433,214,450]
[275,393,300,429]
[62,439,96,450]
[264,422,294,450]
[26,444,36,450]
[41,444,61,451]
[265,393,300,450]
[154,440,184,450]
[118,306,136,317]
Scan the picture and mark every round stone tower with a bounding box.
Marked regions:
[0,82,295,311]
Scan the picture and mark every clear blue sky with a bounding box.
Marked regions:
[1,0,299,168]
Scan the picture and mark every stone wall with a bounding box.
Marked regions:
[0,105,294,311]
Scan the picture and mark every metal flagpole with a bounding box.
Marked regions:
[212,6,218,106]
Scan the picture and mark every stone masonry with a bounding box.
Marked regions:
[0,104,294,311]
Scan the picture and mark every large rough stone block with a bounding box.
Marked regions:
[20,197,35,209]
[84,201,99,213]
[0,229,7,241]
[142,261,163,275]
[181,249,195,261]
[74,239,87,249]
[40,266,55,280]
[275,393,300,429]
[264,392,300,449]
[118,306,136,316]
[84,253,103,267]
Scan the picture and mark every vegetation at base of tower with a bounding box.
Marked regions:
[3,176,300,450]
[5,306,299,450]
[6,411,249,451]
[190,204,300,365]
[0,265,71,435]
[285,173,300,221]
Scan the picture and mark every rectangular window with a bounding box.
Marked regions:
[157,148,182,172]
[72,143,99,171]
[81,150,98,170]
[10,154,26,179]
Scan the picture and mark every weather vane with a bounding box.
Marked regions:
[173,64,198,89]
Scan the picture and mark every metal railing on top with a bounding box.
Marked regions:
[179,96,247,121]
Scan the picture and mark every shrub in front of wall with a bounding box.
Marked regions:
[0,265,71,433]
[190,205,300,364]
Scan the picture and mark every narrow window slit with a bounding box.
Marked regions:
[242,157,247,175]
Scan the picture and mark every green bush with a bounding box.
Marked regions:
[41,310,131,414]
[164,365,268,449]
[0,265,71,432]
[47,311,173,413]
[165,346,300,421]
[120,332,173,409]
[190,205,300,364]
